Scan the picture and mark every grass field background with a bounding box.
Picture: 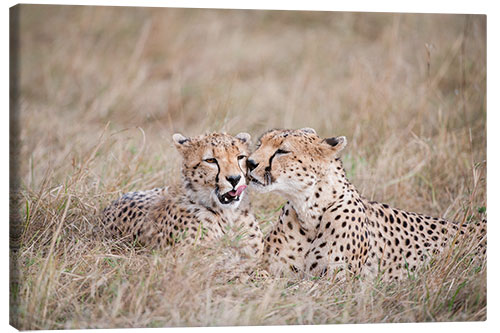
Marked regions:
[11,5,486,329]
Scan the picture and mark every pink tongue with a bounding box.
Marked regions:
[235,184,247,196]
[228,185,247,197]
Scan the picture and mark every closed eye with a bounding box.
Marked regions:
[275,149,290,155]
[267,148,290,171]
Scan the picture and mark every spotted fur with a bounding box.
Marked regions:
[247,128,486,280]
[102,132,263,260]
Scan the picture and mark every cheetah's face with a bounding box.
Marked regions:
[247,128,346,196]
[173,132,251,209]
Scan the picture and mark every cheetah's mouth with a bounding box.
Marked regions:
[217,185,247,205]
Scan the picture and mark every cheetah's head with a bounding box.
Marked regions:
[247,128,346,195]
[173,132,251,209]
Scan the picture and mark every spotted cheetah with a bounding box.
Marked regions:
[102,132,263,260]
[247,128,486,280]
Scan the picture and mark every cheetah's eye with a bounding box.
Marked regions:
[275,149,290,155]
[204,158,217,164]
[237,155,247,160]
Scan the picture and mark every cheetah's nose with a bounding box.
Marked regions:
[226,175,241,188]
[247,159,259,172]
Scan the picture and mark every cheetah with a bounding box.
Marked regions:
[102,132,263,260]
[246,128,486,280]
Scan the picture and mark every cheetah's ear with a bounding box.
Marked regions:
[300,127,317,135]
[172,133,190,150]
[324,136,347,154]
[235,132,251,145]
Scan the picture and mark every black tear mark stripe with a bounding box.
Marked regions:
[265,150,280,172]
[264,149,286,184]
[214,159,221,185]
[238,157,246,174]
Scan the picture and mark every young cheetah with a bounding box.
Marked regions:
[247,128,486,280]
[102,132,263,260]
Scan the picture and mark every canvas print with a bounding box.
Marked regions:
[9,4,486,329]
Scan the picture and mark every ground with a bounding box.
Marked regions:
[11,5,486,329]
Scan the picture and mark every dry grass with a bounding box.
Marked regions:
[10,5,486,329]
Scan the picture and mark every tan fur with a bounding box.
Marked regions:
[247,128,486,280]
[102,132,263,260]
